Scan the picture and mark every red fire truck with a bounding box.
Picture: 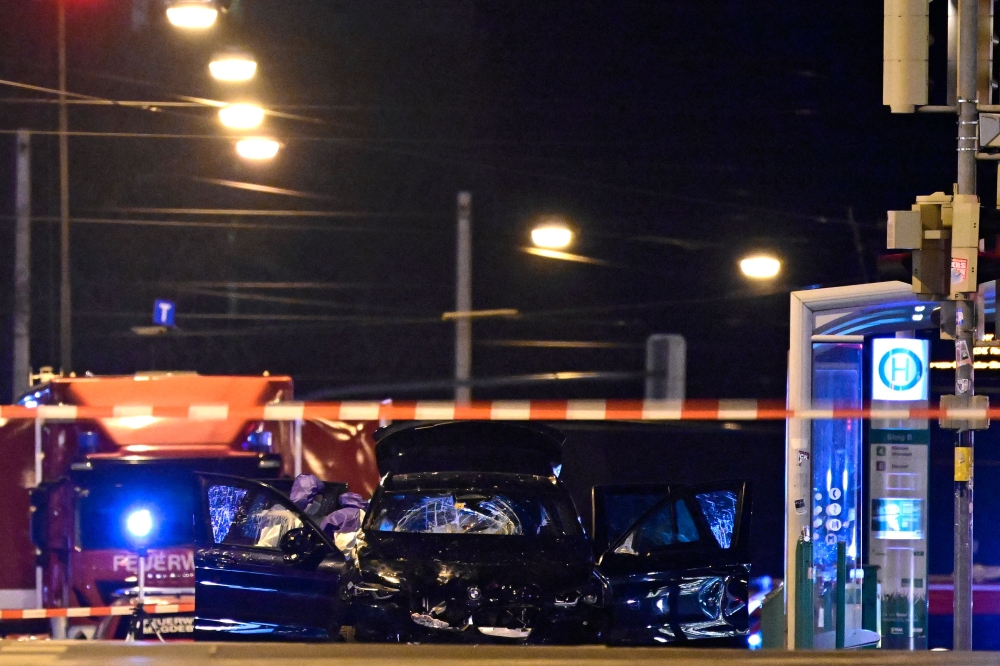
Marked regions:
[0,372,380,638]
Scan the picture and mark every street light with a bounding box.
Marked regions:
[531,217,574,249]
[739,254,781,279]
[209,50,258,82]
[165,0,219,29]
[219,103,265,129]
[235,137,281,160]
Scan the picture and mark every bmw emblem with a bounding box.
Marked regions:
[467,586,481,601]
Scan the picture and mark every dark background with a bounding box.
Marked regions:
[0,1,991,582]
[0,1,963,400]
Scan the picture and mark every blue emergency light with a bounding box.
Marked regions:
[126,509,153,539]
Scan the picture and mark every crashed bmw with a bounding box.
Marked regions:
[344,421,601,642]
[192,421,752,645]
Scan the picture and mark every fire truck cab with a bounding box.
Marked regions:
[0,372,379,639]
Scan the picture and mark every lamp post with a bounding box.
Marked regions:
[739,254,781,280]
[164,0,220,30]
[57,0,72,373]
[218,102,266,129]
[209,48,257,82]
[235,137,280,160]
[530,217,574,250]
[455,192,472,405]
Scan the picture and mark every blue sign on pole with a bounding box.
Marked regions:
[153,299,176,327]
[871,338,929,401]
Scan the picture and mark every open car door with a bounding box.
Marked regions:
[193,474,348,641]
[597,480,752,646]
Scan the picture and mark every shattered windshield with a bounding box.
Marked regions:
[371,491,582,536]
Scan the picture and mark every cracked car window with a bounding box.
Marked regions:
[208,485,248,543]
[695,490,738,548]
[208,483,302,548]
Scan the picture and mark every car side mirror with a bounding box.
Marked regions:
[279,526,324,564]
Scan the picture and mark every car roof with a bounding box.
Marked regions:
[373,421,564,476]
[381,471,563,494]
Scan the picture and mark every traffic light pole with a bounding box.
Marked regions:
[953,0,978,650]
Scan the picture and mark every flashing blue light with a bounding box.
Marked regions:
[126,509,153,538]
[748,632,762,649]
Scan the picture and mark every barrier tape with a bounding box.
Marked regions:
[0,603,194,620]
[0,400,987,422]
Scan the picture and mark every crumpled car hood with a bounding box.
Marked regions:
[358,533,593,592]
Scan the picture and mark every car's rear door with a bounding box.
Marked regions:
[597,480,752,646]
[193,474,347,641]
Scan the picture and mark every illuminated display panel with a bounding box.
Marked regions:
[871,498,924,540]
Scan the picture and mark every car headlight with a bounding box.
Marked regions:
[553,576,604,608]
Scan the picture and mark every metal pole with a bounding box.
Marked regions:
[34,417,43,610]
[57,0,72,374]
[836,541,846,650]
[138,553,145,607]
[953,311,975,651]
[455,192,472,405]
[957,0,979,195]
[13,130,31,400]
[293,419,302,477]
[954,0,978,651]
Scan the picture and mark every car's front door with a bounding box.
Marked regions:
[193,474,347,641]
[597,480,752,646]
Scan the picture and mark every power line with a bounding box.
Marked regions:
[76,311,444,325]
[175,286,429,315]
[17,215,429,233]
[85,208,441,218]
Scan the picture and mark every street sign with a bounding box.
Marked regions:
[872,338,929,401]
[152,300,176,327]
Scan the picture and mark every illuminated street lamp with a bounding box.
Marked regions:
[219,103,265,129]
[165,0,219,29]
[235,137,281,160]
[739,254,781,280]
[531,217,574,249]
[209,50,258,82]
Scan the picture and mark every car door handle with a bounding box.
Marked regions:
[199,549,240,568]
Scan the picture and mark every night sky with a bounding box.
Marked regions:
[1,0,966,402]
[2,0,997,586]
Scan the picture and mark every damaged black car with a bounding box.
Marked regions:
[191,421,752,645]
[345,421,601,642]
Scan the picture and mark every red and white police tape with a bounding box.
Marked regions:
[0,399,990,421]
[0,603,194,620]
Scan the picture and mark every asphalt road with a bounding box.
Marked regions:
[0,643,994,666]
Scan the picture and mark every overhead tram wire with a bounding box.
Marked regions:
[0,126,876,227]
[174,286,432,315]
[0,80,861,228]
[7,215,437,233]
[81,207,441,218]
[76,311,444,324]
